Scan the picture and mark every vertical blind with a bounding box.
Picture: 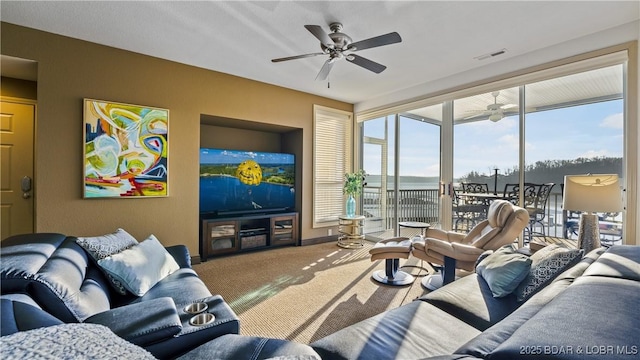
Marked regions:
[314,105,353,226]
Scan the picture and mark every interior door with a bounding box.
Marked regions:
[1,100,35,240]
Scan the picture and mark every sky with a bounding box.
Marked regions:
[200,148,294,165]
[363,99,623,179]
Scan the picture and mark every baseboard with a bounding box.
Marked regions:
[300,235,338,246]
[190,256,201,265]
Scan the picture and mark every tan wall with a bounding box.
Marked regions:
[200,125,282,152]
[0,22,352,254]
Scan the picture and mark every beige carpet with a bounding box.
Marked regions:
[193,241,433,344]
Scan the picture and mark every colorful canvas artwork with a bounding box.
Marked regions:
[83,99,168,198]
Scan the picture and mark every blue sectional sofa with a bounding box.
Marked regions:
[1,231,639,359]
[311,244,640,359]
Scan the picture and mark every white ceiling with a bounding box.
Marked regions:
[1,1,639,108]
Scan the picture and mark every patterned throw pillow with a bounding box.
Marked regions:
[514,245,583,302]
[76,228,138,295]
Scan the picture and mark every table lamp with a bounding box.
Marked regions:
[563,174,622,254]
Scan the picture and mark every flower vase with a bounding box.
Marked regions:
[346,195,356,218]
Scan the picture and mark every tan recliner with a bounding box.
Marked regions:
[412,199,529,289]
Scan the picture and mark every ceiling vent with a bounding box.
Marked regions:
[474,48,507,61]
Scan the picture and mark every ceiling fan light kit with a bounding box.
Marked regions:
[489,113,503,122]
[272,22,402,81]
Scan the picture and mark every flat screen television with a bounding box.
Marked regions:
[199,148,295,217]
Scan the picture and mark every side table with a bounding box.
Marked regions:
[399,221,431,236]
[338,215,365,249]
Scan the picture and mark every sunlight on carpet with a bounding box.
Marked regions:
[193,241,431,343]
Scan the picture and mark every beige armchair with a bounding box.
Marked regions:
[412,199,529,289]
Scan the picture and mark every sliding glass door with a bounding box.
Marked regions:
[452,88,520,231]
[523,64,624,244]
[362,108,442,242]
[359,53,628,245]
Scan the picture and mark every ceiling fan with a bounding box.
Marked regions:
[271,23,401,81]
[465,91,518,122]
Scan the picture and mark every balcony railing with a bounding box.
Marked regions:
[362,188,623,244]
[363,187,440,231]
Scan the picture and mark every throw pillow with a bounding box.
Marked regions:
[474,249,494,270]
[97,235,180,296]
[76,228,139,295]
[513,245,583,302]
[476,244,532,298]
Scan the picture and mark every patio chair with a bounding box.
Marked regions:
[452,186,486,231]
[412,199,529,289]
[461,182,490,193]
[502,183,538,207]
[524,183,555,241]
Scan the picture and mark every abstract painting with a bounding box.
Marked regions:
[83,99,168,198]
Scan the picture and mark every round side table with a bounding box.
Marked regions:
[338,215,365,249]
[399,221,431,236]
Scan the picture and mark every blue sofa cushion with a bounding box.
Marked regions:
[1,299,63,336]
[488,277,640,360]
[1,235,111,322]
[421,274,521,331]
[311,300,481,360]
[177,334,321,360]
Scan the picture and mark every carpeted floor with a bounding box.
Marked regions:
[193,241,434,344]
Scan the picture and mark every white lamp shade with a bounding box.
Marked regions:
[563,174,622,213]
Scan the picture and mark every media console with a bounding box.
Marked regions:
[199,212,298,261]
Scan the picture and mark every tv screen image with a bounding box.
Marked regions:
[200,148,295,216]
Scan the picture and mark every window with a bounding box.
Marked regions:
[357,47,635,244]
[313,105,353,226]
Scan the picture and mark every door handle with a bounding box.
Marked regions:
[21,176,32,199]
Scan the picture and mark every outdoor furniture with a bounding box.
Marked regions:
[461,182,490,193]
[502,183,538,206]
[399,221,431,236]
[460,182,491,219]
[412,199,530,290]
[502,183,555,242]
[525,183,555,240]
[452,187,487,231]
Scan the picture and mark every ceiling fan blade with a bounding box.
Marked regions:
[271,52,325,63]
[305,25,334,48]
[463,111,490,120]
[346,54,386,74]
[348,32,402,51]
[315,59,335,81]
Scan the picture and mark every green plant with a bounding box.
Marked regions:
[343,169,367,197]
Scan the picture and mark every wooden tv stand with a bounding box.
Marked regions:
[199,212,298,261]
